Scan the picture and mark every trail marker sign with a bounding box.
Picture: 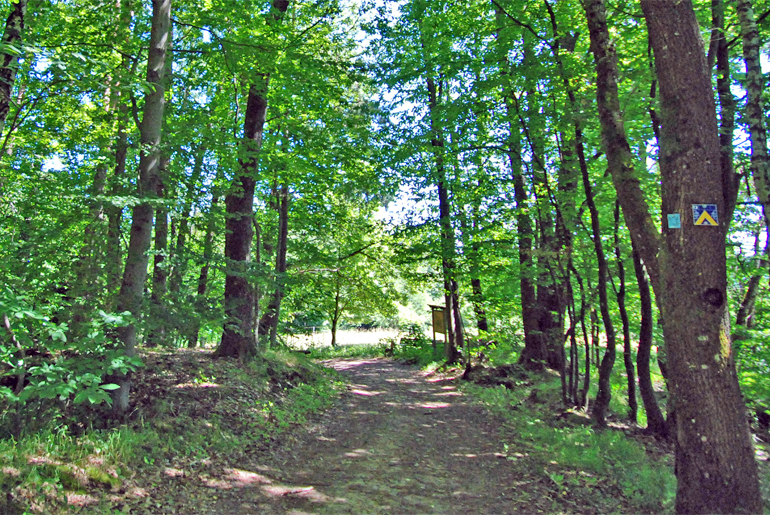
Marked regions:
[667,213,681,229]
[692,204,718,226]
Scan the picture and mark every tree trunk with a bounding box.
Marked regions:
[112,0,171,415]
[737,0,770,226]
[614,201,637,423]
[331,281,340,348]
[576,101,616,427]
[0,0,27,138]
[147,156,169,347]
[424,70,460,364]
[470,278,488,332]
[493,9,544,367]
[712,0,739,226]
[189,187,219,348]
[571,265,591,408]
[169,146,205,295]
[104,0,133,306]
[633,248,668,439]
[584,0,661,297]
[641,1,762,511]
[217,0,289,359]
[259,184,289,350]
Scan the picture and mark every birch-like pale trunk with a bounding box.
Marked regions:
[112,0,171,414]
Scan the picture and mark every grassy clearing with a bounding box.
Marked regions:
[0,348,342,514]
[307,326,446,369]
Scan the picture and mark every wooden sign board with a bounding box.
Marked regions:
[432,308,446,335]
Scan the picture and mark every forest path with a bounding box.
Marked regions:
[205,358,555,514]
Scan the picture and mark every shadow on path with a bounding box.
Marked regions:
[207,358,545,514]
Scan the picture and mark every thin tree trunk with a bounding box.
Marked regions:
[112,0,171,415]
[632,248,668,439]
[0,0,27,138]
[189,187,219,348]
[614,201,637,423]
[577,112,616,427]
[737,0,770,226]
[147,155,169,347]
[642,1,762,511]
[424,69,460,364]
[572,265,590,408]
[583,0,661,298]
[265,184,289,349]
[169,146,205,295]
[713,0,739,226]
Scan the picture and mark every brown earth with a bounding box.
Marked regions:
[197,358,568,515]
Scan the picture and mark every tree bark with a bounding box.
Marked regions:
[217,0,290,359]
[112,0,171,415]
[0,0,27,138]
[641,1,762,512]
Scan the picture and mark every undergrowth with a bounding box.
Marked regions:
[465,377,676,514]
[0,349,342,514]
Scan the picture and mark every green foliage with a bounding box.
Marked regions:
[0,287,142,430]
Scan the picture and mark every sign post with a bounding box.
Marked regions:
[429,304,447,350]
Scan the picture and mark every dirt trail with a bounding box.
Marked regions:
[204,358,553,514]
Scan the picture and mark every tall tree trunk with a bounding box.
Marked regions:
[189,186,219,348]
[522,37,564,371]
[258,184,289,350]
[633,248,668,439]
[112,0,171,415]
[713,0,739,226]
[147,156,169,347]
[424,69,460,364]
[493,14,544,367]
[735,0,770,327]
[0,0,26,138]
[614,201,637,423]
[576,107,616,427]
[641,1,762,511]
[169,146,205,295]
[584,0,662,297]
[737,0,770,226]
[571,264,591,408]
[217,0,290,359]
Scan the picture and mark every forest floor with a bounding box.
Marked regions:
[80,356,659,514]
[3,351,688,514]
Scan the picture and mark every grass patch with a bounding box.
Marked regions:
[464,373,676,514]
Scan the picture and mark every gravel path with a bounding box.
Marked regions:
[204,358,552,514]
